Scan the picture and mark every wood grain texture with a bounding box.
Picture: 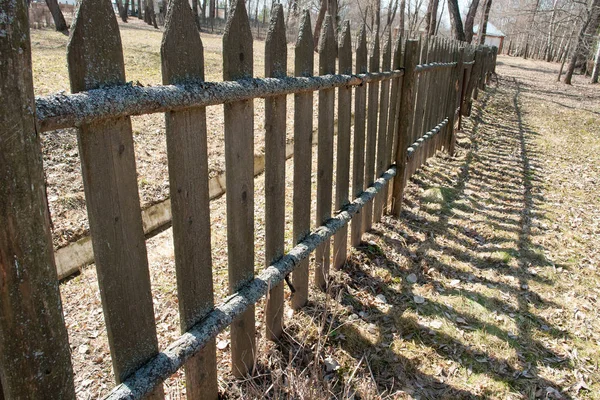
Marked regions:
[0,0,75,397]
[392,40,419,217]
[350,25,368,247]
[264,4,287,340]
[362,29,380,233]
[410,38,428,177]
[291,10,314,309]
[161,0,217,397]
[373,29,392,223]
[385,36,403,212]
[447,47,464,155]
[67,0,162,395]
[223,0,255,377]
[315,15,336,291]
[333,20,352,270]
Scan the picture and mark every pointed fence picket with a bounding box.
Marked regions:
[0,0,498,395]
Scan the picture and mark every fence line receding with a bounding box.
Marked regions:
[0,0,497,398]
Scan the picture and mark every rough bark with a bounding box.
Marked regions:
[564,0,599,84]
[591,38,600,83]
[464,0,480,43]
[448,0,465,41]
[45,0,69,33]
[477,0,492,45]
[398,0,405,33]
[424,0,439,36]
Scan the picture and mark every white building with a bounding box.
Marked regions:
[473,23,505,52]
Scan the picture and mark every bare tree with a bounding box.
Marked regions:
[45,0,69,33]
[477,0,493,45]
[424,0,439,36]
[464,0,480,43]
[591,37,600,82]
[448,0,465,40]
[564,0,600,84]
[398,0,405,33]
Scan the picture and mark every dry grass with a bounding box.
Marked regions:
[47,21,600,399]
[34,19,324,249]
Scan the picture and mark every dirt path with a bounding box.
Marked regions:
[60,55,599,399]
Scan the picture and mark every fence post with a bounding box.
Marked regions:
[223,0,256,377]
[264,4,287,341]
[350,25,368,247]
[333,20,352,270]
[315,15,336,291]
[160,0,218,397]
[385,35,404,212]
[291,10,313,309]
[362,28,380,233]
[0,0,75,397]
[391,40,419,217]
[447,47,465,156]
[67,0,163,395]
[374,29,392,223]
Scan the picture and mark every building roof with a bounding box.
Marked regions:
[473,23,505,37]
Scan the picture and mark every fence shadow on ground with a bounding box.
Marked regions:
[227,79,573,399]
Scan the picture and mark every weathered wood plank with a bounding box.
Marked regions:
[446,47,466,156]
[315,15,336,290]
[446,46,464,155]
[333,20,352,270]
[264,4,287,340]
[0,0,75,396]
[373,29,392,223]
[291,10,314,310]
[350,25,368,247]
[160,0,217,397]
[385,35,403,212]
[67,0,162,395]
[392,40,419,216]
[362,29,380,233]
[223,0,255,377]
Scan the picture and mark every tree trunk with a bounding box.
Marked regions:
[313,0,327,51]
[448,0,464,41]
[425,0,439,36]
[45,0,68,33]
[120,0,129,22]
[435,0,444,35]
[138,0,143,19]
[591,38,600,83]
[564,20,591,84]
[477,0,492,45]
[464,0,480,43]
[546,0,559,62]
[398,0,405,34]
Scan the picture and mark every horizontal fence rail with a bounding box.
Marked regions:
[36,71,404,132]
[0,0,498,397]
[106,166,398,400]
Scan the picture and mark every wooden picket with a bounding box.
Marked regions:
[264,4,287,341]
[362,30,380,234]
[161,0,218,397]
[67,0,163,396]
[333,20,353,270]
[223,0,256,377]
[291,10,314,310]
[314,15,336,290]
[1,0,499,395]
[373,29,392,223]
[350,25,368,247]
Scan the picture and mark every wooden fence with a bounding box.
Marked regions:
[0,0,496,397]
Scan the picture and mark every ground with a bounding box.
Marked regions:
[33,22,600,400]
